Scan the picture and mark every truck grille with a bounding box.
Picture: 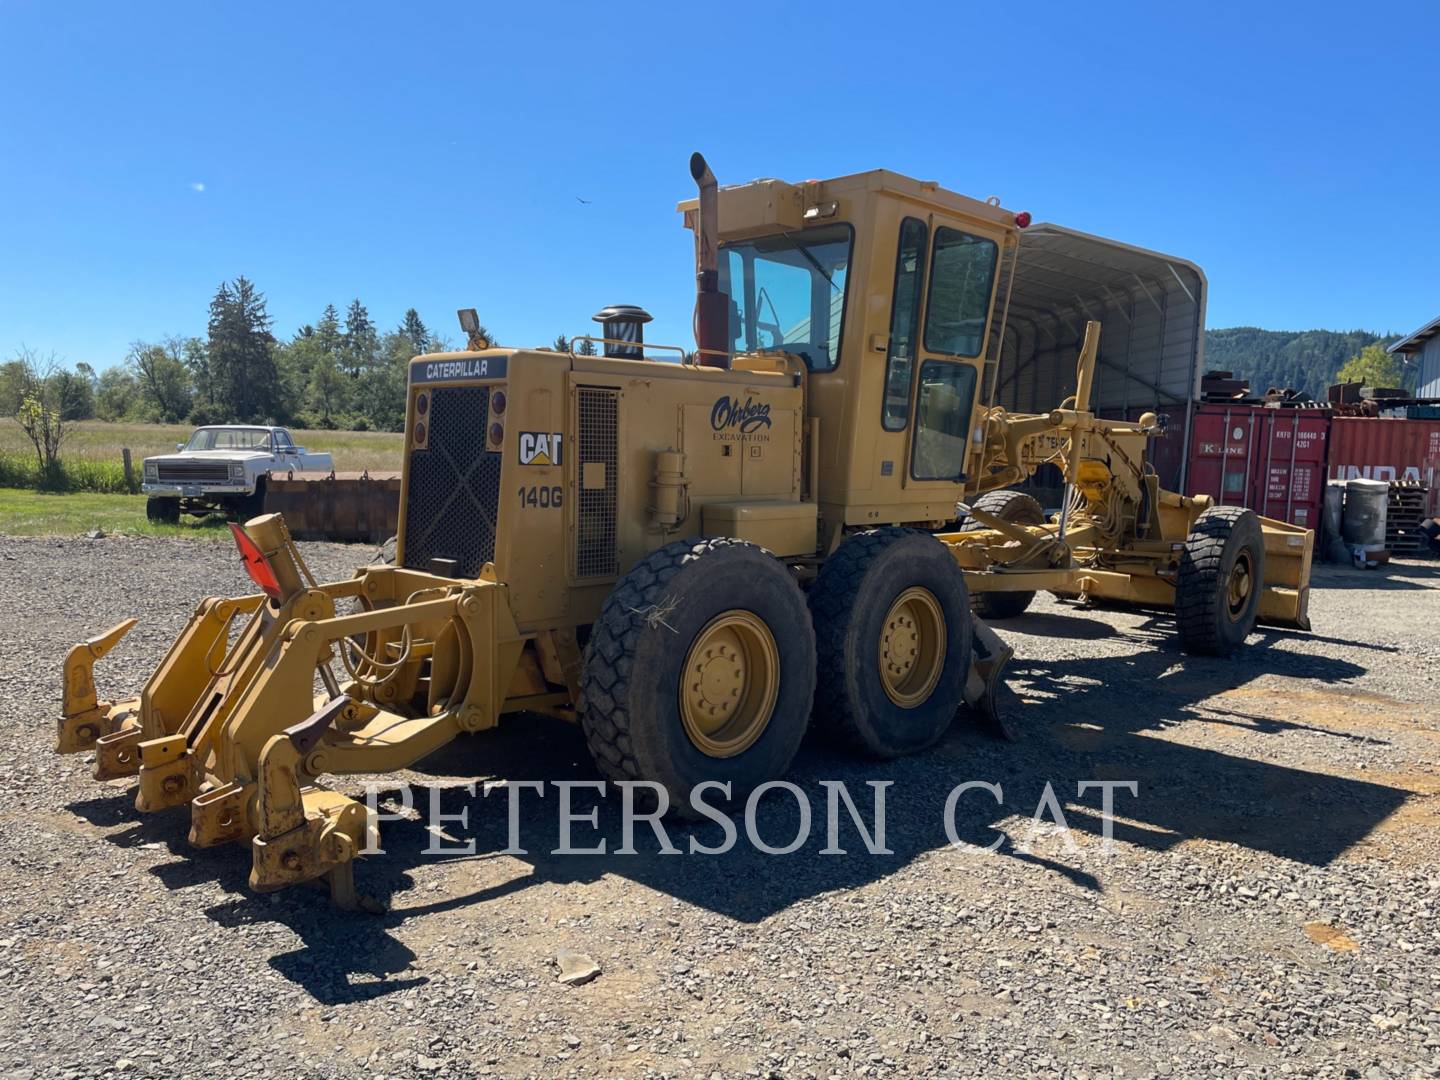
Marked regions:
[402,386,501,578]
[157,460,231,483]
[575,387,619,578]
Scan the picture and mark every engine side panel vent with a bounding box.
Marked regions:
[575,386,619,579]
[403,386,501,578]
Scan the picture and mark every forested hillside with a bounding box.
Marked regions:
[1203,328,1400,397]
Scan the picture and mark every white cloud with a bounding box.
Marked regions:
[189,181,206,193]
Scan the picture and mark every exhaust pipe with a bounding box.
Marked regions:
[690,152,730,369]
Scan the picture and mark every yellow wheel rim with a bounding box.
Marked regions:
[679,610,780,758]
[1227,550,1255,619]
[878,587,947,708]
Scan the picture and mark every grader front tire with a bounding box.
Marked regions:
[1176,506,1265,656]
[579,538,816,813]
[809,528,973,758]
[959,490,1046,618]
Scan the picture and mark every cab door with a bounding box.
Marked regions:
[902,217,1003,488]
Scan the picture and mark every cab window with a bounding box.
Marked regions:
[718,224,852,372]
[923,227,998,358]
[910,361,977,481]
[882,218,927,431]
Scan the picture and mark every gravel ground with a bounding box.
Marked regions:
[0,535,1437,1080]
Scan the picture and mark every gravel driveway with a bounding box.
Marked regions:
[0,536,1436,1079]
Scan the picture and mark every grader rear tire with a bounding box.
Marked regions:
[579,538,815,814]
[809,528,973,758]
[959,490,1046,618]
[1176,506,1265,656]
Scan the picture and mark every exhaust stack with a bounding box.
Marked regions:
[690,152,729,369]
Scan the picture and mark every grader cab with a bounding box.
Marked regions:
[57,154,1313,905]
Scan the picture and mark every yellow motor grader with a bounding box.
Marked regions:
[57,154,1313,905]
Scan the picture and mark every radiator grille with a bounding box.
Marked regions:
[157,460,231,483]
[575,387,619,578]
[402,386,501,578]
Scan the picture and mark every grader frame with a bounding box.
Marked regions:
[56,155,1313,905]
[940,320,1312,626]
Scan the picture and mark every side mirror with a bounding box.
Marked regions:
[176,443,185,451]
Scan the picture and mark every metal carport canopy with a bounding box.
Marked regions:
[989,223,1207,419]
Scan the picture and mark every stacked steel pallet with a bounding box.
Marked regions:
[1386,483,1431,555]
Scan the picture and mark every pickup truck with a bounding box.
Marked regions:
[141,425,333,523]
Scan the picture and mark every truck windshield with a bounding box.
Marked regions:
[718,224,852,371]
[185,428,273,451]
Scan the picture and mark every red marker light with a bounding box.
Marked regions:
[489,422,504,446]
[228,523,282,601]
[1014,211,1032,229]
[491,390,507,415]
[415,392,429,416]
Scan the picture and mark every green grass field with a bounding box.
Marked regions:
[0,418,404,474]
[0,489,234,538]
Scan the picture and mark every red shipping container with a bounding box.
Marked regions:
[1328,418,1440,515]
[1185,404,1330,529]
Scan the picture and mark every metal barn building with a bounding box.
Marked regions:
[1389,314,1440,398]
[987,223,1207,491]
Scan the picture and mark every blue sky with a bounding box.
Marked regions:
[2,1,1437,372]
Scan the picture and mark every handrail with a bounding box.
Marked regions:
[566,335,690,362]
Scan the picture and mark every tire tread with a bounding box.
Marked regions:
[579,537,798,785]
[1175,506,1262,655]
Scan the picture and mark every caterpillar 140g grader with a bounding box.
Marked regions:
[58,154,1313,905]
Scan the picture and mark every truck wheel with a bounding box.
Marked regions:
[241,477,267,521]
[579,538,816,814]
[809,528,973,758]
[145,497,179,524]
[1176,506,1265,656]
[959,490,1046,618]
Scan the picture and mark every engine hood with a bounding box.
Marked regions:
[144,450,270,464]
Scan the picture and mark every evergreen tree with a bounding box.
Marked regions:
[576,337,597,356]
[552,334,569,352]
[316,304,344,358]
[400,309,430,357]
[343,299,379,377]
[206,276,279,421]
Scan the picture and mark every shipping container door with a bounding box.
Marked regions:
[1253,411,1329,529]
[1187,405,1260,506]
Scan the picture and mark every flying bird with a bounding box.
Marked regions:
[575,196,591,205]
